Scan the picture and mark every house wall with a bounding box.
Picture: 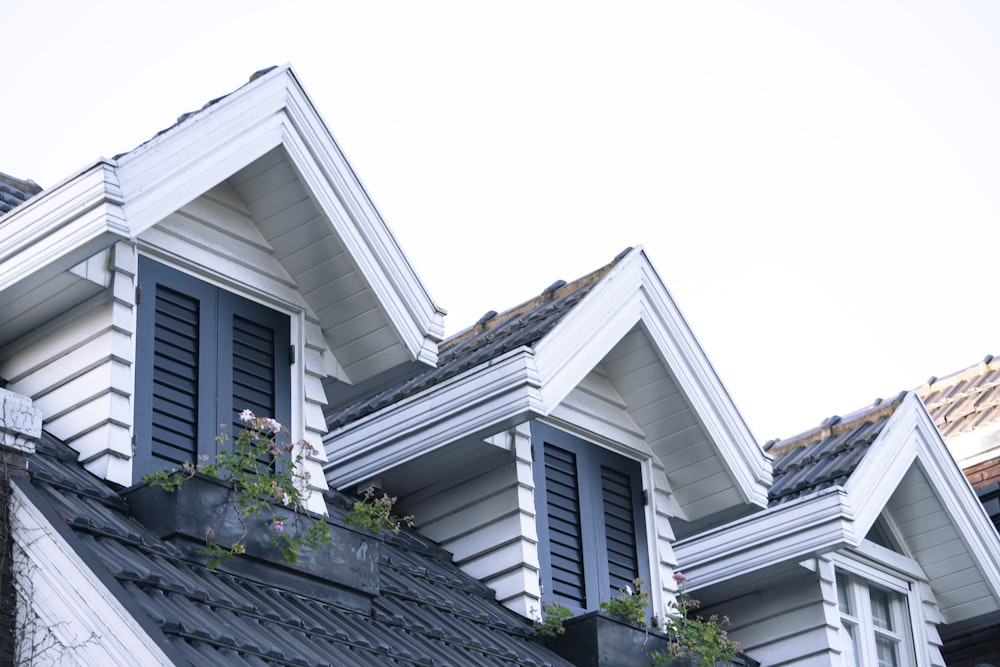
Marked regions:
[0,244,135,485]
[401,425,542,618]
[1,185,335,509]
[701,555,946,667]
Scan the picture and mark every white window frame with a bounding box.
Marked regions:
[831,549,924,667]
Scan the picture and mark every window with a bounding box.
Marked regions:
[133,257,291,478]
[836,572,913,667]
[531,421,649,613]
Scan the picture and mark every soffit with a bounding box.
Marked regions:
[227,147,409,382]
[600,324,747,520]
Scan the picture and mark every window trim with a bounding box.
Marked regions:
[531,421,651,615]
[832,552,922,667]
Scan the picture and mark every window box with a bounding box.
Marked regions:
[125,474,379,604]
[542,611,758,667]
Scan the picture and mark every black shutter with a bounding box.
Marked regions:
[531,421,650,613]
[135,257,290,480]
[543,443,587,608]
[148,284,201,466]
[218,291,291,441]
[601,464,641,595]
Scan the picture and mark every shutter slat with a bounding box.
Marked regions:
[150,286,199,465]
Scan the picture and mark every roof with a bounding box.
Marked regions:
[21,432,570,666]
[0,172,42,216]
[327,250,627,429]
[919,354,1000,439]
[764,394,905,506]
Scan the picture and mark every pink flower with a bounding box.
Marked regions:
[673,571,686,584]
[240,409,255,423]
[265,418,281,432]
[273,520,285,533]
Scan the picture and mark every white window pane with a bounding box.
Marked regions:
[842,622,860,667]
[837,576,853,615]
[875,635,899,667]
[870,587,894,631]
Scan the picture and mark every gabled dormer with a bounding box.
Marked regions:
[0,66,443,511]
[674,392,1000,665]
[323,246,772,617]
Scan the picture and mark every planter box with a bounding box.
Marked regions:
[125,475,379,608]
[543,611,758,667]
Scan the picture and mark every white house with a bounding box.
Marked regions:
[1,65,997,666]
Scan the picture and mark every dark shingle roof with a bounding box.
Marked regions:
[764,394,905,506]
[918,354,1000,439]
[23,433,570,666]
[329,249,630,429]
[0,172,42,216]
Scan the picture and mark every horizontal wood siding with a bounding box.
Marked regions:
[0,242,136,485]
[701,564,839,667]
[402,425,542,617]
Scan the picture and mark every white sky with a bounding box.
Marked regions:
[4,1,1000,442]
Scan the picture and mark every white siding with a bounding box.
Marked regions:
[700,563,839,667]
[400,425,542,617]
[2,184,337,506]
[0,243,135,485]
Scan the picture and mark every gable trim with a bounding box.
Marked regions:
[11,479,183,664]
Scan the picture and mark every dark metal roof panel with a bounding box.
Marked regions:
[0,171,42,216]
[765,397,903,506]
[25,433,571,666]
[328,251,629,429]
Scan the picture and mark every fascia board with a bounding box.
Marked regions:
[907,395,1000,602]
[531,262,643,412]
[324,348,542,488]
[279,86,442,363]
[843,398,920,534]
[115,76,290,235]
[673,489,855,589]
[0,161,128,294]
[635,260,772,505]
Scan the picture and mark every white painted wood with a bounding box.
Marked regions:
[10,483,174,666]
[398,425,542,617]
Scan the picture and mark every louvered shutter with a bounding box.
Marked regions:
[218,291,290,438]
[135,257,290,480]
[601,465,641,595]
[532,421,650,613]
[543,443,587,607]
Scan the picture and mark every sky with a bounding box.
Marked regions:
[3,2,1000,443]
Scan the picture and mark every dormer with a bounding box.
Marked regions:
[323,247,772,616]
[0,66,443,512]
